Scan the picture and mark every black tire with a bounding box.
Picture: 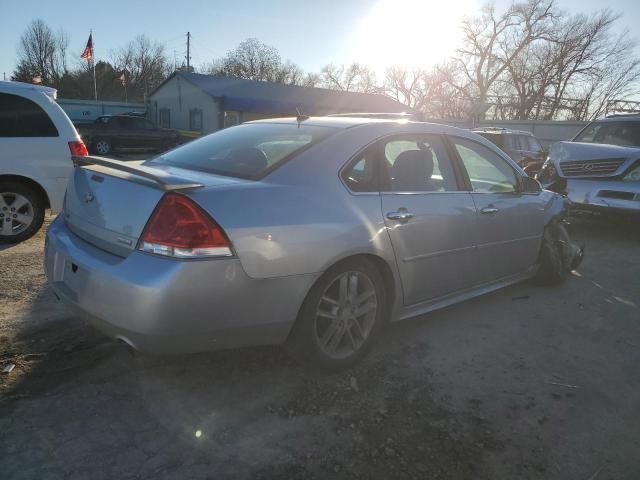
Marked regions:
[534,220,572,285]
[286,257,388,371]
[0,181,45,244]
[93,138,112,155]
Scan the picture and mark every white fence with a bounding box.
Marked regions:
[57,99,146,123]
[428,119,589,146]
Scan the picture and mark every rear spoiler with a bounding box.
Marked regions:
[72,155,204,191]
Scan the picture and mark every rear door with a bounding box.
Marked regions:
[378,134,481,305]
[448,135,545,283]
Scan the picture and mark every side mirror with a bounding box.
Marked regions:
[519,175,542,193]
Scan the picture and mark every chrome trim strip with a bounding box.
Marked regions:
[403,244,475,262]
[476,234,541,249]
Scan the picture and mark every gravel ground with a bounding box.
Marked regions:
[0,215,639,479]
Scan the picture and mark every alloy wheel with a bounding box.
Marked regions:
[0,192,34,237]
[313,270,378,360]
[95,141,110,155]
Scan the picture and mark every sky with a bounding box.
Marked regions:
[2,0,640,80]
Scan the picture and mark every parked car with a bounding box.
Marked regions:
[537,115,640,216]
[45,117,583,369]
[0,81,87,244]
[473,127,545,175]
[77,114,179,155]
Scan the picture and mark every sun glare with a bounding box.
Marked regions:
[349,0,477,72]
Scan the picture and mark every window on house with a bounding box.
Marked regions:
[224,111,239,128]
[189,108,203,132]
[159,108,171,128]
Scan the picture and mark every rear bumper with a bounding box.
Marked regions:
[565,179,640,216]
[45,215,318,354]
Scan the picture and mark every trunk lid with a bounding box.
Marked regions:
[64,157,248,257]
[549,141,639,178]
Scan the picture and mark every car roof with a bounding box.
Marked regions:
[594,114,640,122]
[246,116,417,129]
[0,80,57,99]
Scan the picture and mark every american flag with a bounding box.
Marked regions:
[81,33,93,61]
[115,71,126,87]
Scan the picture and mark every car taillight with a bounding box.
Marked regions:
[137,192,232,258]
[68,140,88,156]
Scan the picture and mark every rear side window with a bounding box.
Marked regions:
[342,147,379,192]
[151,123,337,179]
[0,92,58,137]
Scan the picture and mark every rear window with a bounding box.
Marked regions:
[0,92,58,137]
[475,132,504,149]
[151,123,337,179]
[574,121,640,147]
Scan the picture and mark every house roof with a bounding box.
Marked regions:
[152,72,412,116]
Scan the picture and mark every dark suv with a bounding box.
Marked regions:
[473,128,545,175]
[77,115,179,156]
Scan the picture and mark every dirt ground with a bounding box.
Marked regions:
[1,214,639,480]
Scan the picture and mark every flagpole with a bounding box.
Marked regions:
[91,30,97,101]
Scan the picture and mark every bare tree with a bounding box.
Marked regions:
[382,65,469,118]
[319,63,378,93]
[500,9,640,120]
[208,38,282,82]
[111,35,169,101]
[12,19,68,85]
[450,0,556,112]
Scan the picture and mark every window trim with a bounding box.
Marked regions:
[445,134,532,195]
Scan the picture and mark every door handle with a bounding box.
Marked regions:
[386,209,415,222]
[481,206,499,214]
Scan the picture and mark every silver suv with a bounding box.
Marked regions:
[537,115,640,216]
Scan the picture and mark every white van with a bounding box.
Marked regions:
[0,81,87,243]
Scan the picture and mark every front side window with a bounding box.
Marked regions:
[451,137,519,193]
[574,121,640,147]
[382,135,458,192]
[0,92,58,137]
[151,123,337,179]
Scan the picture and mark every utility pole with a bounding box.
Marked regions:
[186,32,191,71]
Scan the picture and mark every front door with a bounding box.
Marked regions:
[379,134,481,305]
[448,136,546,283]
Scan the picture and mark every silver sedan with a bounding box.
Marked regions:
[45,117,581,369]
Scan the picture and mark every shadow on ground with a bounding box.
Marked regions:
[0,215,639,479]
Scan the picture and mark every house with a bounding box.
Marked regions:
[149,72,412,134]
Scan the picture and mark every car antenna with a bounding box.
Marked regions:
[296,107,309,127]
